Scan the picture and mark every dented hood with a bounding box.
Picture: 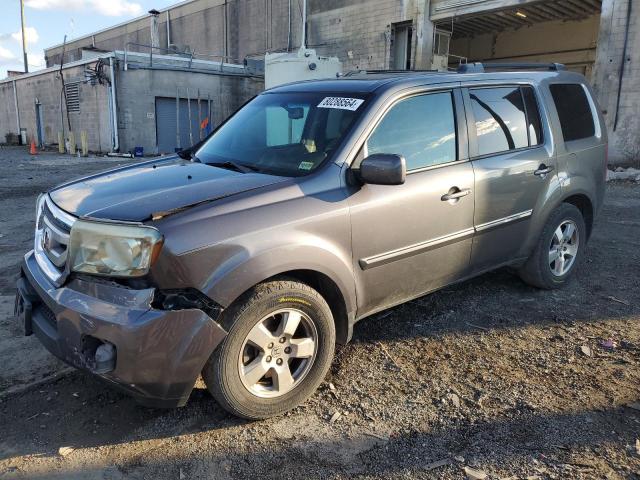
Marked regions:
[49,156,287,222]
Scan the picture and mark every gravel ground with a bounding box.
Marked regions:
[0,146,639,480]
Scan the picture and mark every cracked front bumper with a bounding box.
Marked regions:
[17,250,227,408]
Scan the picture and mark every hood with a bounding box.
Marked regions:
[49,156,288,222]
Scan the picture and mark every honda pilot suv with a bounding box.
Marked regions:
[15,63,606,419]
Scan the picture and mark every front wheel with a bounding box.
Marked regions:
[518,203,586,289]
[202,279,335,419]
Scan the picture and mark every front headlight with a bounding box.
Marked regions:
[68,220,163,277]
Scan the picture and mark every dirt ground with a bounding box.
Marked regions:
[0,146,638,480]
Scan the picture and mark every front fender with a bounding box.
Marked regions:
[201,238,357,316]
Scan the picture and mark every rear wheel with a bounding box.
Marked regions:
[203,279,335,419]
[518,203,586,289]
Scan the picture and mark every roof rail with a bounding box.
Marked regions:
[342,69,439,77]
[457,62,566,74]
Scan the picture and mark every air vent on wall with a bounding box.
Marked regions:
[65,83,80,112]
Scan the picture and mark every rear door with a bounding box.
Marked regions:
[462,83,559,271]
[349,87,475,317]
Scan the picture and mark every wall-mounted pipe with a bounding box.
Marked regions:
[109,57,119,152]
[12,80,20,134]
[301,0,307,49]
[166,10,171,48]
[287,0,291,51]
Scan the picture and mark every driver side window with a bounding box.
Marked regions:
[366,91,457,171]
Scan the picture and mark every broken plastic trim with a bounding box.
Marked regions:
[152,288,224,322]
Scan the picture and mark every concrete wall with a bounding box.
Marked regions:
[115,68,263,153]
[45,0,436,72]
[45,0,303,67]
[450,15,600,78]
[592,0,639,164]
[0,58,263,154]
[0,62,113,152]
[307,0,407,71]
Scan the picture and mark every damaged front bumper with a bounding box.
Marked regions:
[16,250,227,408]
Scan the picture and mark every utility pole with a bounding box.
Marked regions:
[19,0,28,73]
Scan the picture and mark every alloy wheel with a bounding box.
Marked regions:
[548,219,579,276]
[238,309,317,398]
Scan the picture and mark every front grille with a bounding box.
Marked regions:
[42,201,72,235]
[34,196,76,285]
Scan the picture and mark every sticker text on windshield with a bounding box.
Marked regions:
[317,97,364,111]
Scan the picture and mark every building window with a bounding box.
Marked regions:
[549,84,595,142]
[64,83,80,113]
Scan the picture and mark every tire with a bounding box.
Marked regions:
[202,278,335,419]
[518,203,586,290]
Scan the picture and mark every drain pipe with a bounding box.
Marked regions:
[166,10,171,48]
[12,80,20,135]
[109,56,119,152]
[301,0,306,49]
[287,0,291,51]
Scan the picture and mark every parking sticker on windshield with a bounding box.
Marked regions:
[317,97,364,111]
[298,161,314,171]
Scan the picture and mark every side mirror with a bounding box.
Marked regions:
[357,154,406,185]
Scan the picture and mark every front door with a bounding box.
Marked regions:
[463,84,558,270]
[349,88,475,317]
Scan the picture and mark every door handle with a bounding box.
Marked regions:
[441,188,471,202]
[534,164,554,176]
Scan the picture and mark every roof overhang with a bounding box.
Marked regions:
[432,0,601,36]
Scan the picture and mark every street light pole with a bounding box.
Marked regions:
[20,0,28,73]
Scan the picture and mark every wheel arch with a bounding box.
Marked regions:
[202,247,357,345]
[562,193,594,240]
[273,270,352,344]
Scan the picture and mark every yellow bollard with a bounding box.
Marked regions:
[68,131,76,155]
[58,131,65,153]
[81,131,88,157]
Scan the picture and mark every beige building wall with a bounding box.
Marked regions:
[450,15,600,78]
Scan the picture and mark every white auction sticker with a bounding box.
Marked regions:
[317,97,364,111]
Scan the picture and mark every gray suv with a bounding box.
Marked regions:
[15,63,607,419]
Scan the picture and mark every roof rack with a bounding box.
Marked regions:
[457,62,566,74]
[341,69,439,77]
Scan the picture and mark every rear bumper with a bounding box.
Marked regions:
[18,251,227,408]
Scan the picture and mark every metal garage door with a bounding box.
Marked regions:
[155,97,212,154]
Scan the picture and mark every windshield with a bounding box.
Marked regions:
[195,92,368,177]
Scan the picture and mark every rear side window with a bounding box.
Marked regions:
[522,86,543,146]
[367,91,457,170]
[470,86,528,156]
[549,84,595,141]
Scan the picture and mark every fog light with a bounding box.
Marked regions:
[94,342,116,374]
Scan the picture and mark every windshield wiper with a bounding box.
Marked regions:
[180,150,259,174]
[205,160,257,174]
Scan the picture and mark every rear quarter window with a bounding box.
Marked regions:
[549,84,595,142]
